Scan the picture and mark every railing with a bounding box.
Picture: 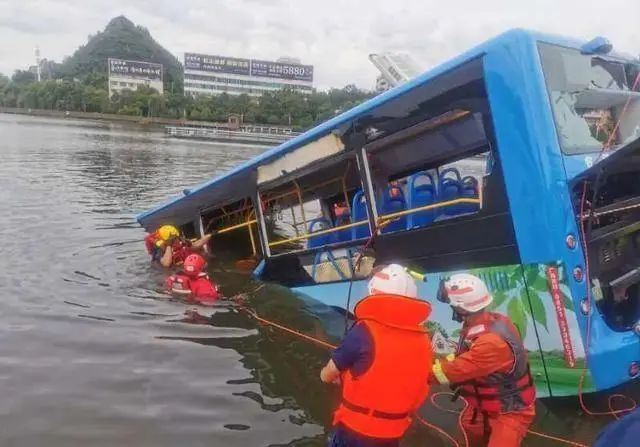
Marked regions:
[206,197,482,254]
[267,197,482,248]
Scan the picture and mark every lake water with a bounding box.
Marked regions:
[0,113,625,446]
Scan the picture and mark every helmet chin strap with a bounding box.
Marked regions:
[451,306,464,322]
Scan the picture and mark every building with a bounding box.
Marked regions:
[369,52,422,92]
[183,53,314,97]
[431,330,457,355]
[108,58,163,97]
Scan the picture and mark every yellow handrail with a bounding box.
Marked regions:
[267,197,481,248]
[216,219,257,235]
[377,198,481,222]
[292,179,307,234]
[269,220,369,247]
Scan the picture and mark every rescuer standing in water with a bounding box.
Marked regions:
[320,264,433,447]
[144,225,212,268]
[432,273,536,447]
[165,253,220,305]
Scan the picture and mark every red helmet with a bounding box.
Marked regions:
[183,253,206,277]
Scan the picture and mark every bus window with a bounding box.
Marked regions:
[258,158,375,285]
[259,157,364,255]
[539,43,640,154]
[365,111,488,235]
[201,198,260,259]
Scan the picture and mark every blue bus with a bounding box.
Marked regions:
[137,29,640,398]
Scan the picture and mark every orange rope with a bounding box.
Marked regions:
[415,414,462,447]
[238,301,594,446]
[429,391,590,447]
[239,305,337,350]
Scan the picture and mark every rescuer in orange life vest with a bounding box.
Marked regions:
[432,273,536,447]
[320,264,433,447]
[144,225,212,268]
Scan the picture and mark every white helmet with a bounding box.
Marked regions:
[368,264,418,299]
[443,273,492,313]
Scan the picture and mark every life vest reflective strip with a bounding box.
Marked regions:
[166,272,193,295]
[454,312,535,414]
[166,272,215,297]
[333,294,432,439]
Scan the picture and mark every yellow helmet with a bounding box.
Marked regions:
[157,225,180,241]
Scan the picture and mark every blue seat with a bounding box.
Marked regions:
[439,168,463,217]
[460,176,480,213]
[379,185,407,233]
[334,212,352,242]
[351,190,371,240]
[307,218,335,248]
[408,172,437,228]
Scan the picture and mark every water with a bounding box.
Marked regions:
[0,113,627,446]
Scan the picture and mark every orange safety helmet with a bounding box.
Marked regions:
[183,253,206,277]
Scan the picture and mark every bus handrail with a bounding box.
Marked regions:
[378,198,480,222]
[216,219,257,235]
[267,197,481,248]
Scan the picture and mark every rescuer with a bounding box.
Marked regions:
[144,225,212,267]
[320,264,433,447]
[432,273,536,447]
[165,253,220,304]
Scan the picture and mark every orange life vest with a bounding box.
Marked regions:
[333,294,433,439]
[144,231,191,265]
[454,312,535,414]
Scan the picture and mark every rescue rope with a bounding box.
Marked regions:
[236,298,588,447]
[343,217,392,335]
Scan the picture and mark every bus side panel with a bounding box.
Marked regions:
[482,34,599,389]
[293,263,555,398]
[521,262,593,397]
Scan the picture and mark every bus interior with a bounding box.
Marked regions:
[257,57,521,285]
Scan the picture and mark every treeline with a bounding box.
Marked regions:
[0,71,374,130]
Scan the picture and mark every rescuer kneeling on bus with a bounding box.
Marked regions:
[320,264,433,447]
[144,225,212,268]
[165,253,220,304]
[432,273,536,447]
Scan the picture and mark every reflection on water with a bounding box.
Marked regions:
[0,113,625,446]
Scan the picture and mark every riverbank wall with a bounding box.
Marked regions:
[0,106,223,128]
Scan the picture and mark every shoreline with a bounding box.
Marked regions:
[0,106,226,128]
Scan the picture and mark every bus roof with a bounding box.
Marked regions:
[136,28,595,231]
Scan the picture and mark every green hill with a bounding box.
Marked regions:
[56,16,182,92]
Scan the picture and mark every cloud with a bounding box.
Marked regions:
[0,0,637,89]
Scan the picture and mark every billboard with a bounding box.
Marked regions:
[185,54,250,76]
[108,58,163,81]
[251,59,313,82]
[184,53,313,82]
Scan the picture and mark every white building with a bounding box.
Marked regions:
[108,58,163,97]
[369,52,422,92]
[183,53,314,97]
[431,330,457,355]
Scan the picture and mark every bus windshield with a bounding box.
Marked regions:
[538,43,640,155]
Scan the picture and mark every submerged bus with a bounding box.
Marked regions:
[137,29,640,398]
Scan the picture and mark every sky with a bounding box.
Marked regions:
[0,0,638,90]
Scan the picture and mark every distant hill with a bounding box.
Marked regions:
[56,16,182,92]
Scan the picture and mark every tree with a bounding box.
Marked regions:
[11,70,36,85]
[425,321,449,339]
